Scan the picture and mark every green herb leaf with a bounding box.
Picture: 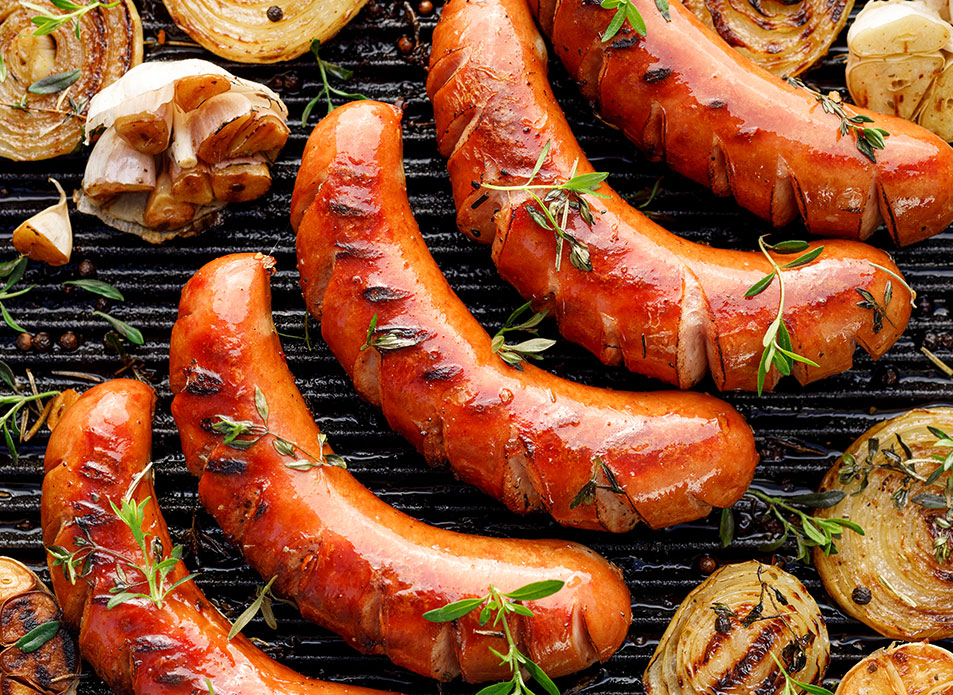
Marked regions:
[504,580,565,602]
[254,386,269,424]
[28,69,80,94]
[719,507,735,547]
[422,597,485,622]
[228,576,278,640]
[785,490,845,508]
[782,246,824,269]
[14,620,59,653]
[745,273,776,298]
[64,279,124,300]
[92,311,143,345]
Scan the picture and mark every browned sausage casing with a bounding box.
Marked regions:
[169,253,632,683]
[426,0,912,391]
[290,99,758,533]
[41,379,390,695]
[530,0,953,244]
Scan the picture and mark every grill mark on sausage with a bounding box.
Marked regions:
[362,286,411,303]
[422,364,464,382]
[205,458,247,475]
[182,362,223,395]
[328,201,370,218]
[333,241,382,260]
[643,68,672,83]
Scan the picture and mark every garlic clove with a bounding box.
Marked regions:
[12,178,72,267]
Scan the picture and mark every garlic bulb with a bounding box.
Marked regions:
[12,178,72,266]
[644,561,829,695]
[814,407,953,640]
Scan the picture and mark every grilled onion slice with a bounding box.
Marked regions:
[0,0,142,161]
[836,643,953,695]
[683,0,853,76]
[0,556,80,694]
[644,561,829,695]
[161,0,370,63]
[814,408,953,641]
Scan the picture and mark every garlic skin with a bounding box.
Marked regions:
[12,178,72,267]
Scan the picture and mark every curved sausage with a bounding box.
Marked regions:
[426,0,913,392]
[41,379,390,695]
[290,99,758,533]
[530,0,953,245]
[168,253,632,683]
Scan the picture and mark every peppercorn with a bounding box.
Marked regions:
[715,615,732,634]
[418,0,433,14]
[15,333,31,351]
[872,363,899,387]
[95,297,111,313]
[698,555,717,574]
[77,259,96,278]
[33,332,52,353]
[397,36,415,55]
[851,586,872,605]
[266,5,283,21]
[58,332,79,351]
[924,331,940,351]
[916,296,935,316]
[282,72,302,92]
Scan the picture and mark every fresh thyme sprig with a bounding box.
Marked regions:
[600,0,670,42]
[0,361,59,462]
[839,429,953,562]
[360,313,426,352]
[0,255,35,333]
[21,0,120,38]
[423,580,564,695]
[228,575,282,639]
[210,386,346,471]
[48,463,197,609]
[770,652,834,695]
[301,40,368,126]
[491,302,555,370]
[482,141,608,273]
[570,456,625,509]
[719,488,864,562]
[745,237,823,395]
[785,77,889,163]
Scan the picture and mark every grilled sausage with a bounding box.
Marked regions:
[41,379,390,695]
[426,0,912,391]
[529,0,953,245]
[169,253,632,683]
[290,99,758,533]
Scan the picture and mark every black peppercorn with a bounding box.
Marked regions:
[397,36,414,55]
[851,586,872,605]
[266,5,283,21]
[95,297,111,313]
[924,331,940,351]
[698,556,717,574]
[77,259,96,278]
[872,363,899,387]
[15,333,31,351]
[418,0,433,14]
[916,296,935,316]
[715,615,732,634]
[58,332,79,351]
[33,332,52,353]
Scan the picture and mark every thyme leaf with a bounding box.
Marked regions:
[22,0,121,38]
[301,40,368,126]
[491,302,555,370]
[0,361,60,463]
[423,581,564,695]
[770,651,834,695]
[785,77,888,163]
[228,575,278,639]
[569,456,625,509]
[360,313,426,352]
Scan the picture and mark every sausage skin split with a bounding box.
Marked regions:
[41,379,390,695]
[290,99,758,533]
[426,0,913,391]
[530,1,953,244]
[169,253,632,683]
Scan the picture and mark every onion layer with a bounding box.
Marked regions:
[814,407,953,640]
[644,561,829,695]
[0,0,142,161]
[684,0,853,76]
[161,0,370,63]
[836,643,953,695]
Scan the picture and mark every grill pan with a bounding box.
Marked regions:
[1,1,951,692]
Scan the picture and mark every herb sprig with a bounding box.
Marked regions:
[211,386,346,471]
[785,77,889,163]
[491,302,555,370]
[745,237,823,395]
[301,40,368,126]
[0,255,35,333]
[0,361,60,462]
[569,456,625,509]
[423,580,565,695]
[600,0,670,43]
[360,314,426,352]
[228,575,281,639]
[482,141,608,273]
[21,0,120,38]
[719,488,863,562]
[840,430,953,562]
[770,652,834,695]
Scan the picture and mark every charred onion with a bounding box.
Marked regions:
[836,643,953,695]
[683,0,853,76]
[644,561,829,695]
[814,407,953,640]
[0,0,141,161]
[0,556,79,694]
[161,0,370,63]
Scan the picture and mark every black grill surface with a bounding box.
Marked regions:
[1,1,951,692]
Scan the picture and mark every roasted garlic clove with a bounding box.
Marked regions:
[12,179,72,267]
